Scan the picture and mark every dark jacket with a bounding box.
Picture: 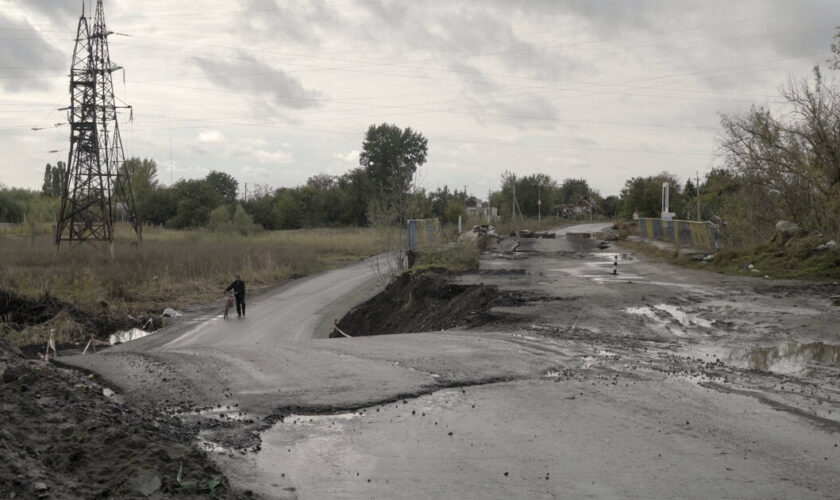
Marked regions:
[225,279,245,297]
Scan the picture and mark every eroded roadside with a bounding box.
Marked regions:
[52,227,840,498]
[221,235,840,498]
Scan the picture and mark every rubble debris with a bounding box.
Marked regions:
[816,240,838,252]
[162,308,183,318]
[773,220,805,244]
[471,225,497,236]
[0,333,239,498]
[499,239,521,254]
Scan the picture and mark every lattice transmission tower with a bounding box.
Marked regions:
[55,0,141,256]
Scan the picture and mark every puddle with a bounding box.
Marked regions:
[196,437,231,454]
[687,342,840,377]
[102,387,125,404]
[586,252,634,261]
[198,407,254,422]
[729,342,840,376]
[177,406,256,423]
[625,304,712,335]
[651,304,713,329]
[283,412,361,425]
[109,328,152,345]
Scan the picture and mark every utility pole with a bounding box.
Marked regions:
[511,175,518,222]
[169,138,173,185]
[55,0,140,256]
[696,171,701,222]
[537,181,542,222]
[487,188,491,224]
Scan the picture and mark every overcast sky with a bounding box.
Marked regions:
[1,0,838,198]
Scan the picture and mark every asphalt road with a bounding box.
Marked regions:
[60,223,840,499]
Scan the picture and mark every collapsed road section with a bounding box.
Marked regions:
[52,223,840,498]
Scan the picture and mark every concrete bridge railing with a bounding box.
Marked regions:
[636,218,718,251]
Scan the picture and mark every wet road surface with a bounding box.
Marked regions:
[60,223,840,499]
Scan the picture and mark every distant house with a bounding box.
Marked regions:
[555,198,596,219]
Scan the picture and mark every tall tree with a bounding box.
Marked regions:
[719,67,840,236]
[619,172,685,219]
[205,171,239,203]
[122,158,159,200]
[41,164,53,196]
[51,162,67,198]
[559,178,591,204]
[359,123,428,223]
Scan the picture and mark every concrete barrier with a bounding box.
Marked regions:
[407,218,441,250]
[637,218,718,251]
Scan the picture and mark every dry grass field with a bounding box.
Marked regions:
[0,224,390,344]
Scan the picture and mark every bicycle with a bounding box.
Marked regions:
[223,292,235,319]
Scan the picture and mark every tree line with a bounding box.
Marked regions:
[4,52,840,247]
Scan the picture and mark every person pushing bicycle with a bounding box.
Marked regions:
[224,274,246,318]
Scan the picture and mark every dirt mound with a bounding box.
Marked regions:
[334,268,536,337]
[0,289,135,347]
[0,335,249,498]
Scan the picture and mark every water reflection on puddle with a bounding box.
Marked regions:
[625,304,712,336]
[283,412,361,425]
[732,342,840,375]
[690,342,840,376]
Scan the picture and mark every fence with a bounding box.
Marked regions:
[636,218,718,251]
[407,218,441,250]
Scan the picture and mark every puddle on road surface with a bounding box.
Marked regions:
[625,304,712,336]
[197,437,230,454]
[731,342,840,376]
[109,327,152,345]
[177,406,256,423]
[586,252,634,262]
[549,251,651,284]
[283,412,361,425]
[688,342,840,377]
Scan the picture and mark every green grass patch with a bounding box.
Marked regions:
[411,241,480,273]
[618,233,840,280]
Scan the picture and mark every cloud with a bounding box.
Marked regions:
[229,138,295,165]
[198,130,225,143]
[15,0,80,25]
[192,53,322,110]
[455,92,560,131]
[250,149,294,164]
[0,14,65,92]
[332,150,359,163]
[239,0,339,46]
[359,2,581,81]
[242,165,270,178]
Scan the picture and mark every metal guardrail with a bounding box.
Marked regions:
[636,218,718,251]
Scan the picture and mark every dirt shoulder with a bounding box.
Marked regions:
[0,335,252,499]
